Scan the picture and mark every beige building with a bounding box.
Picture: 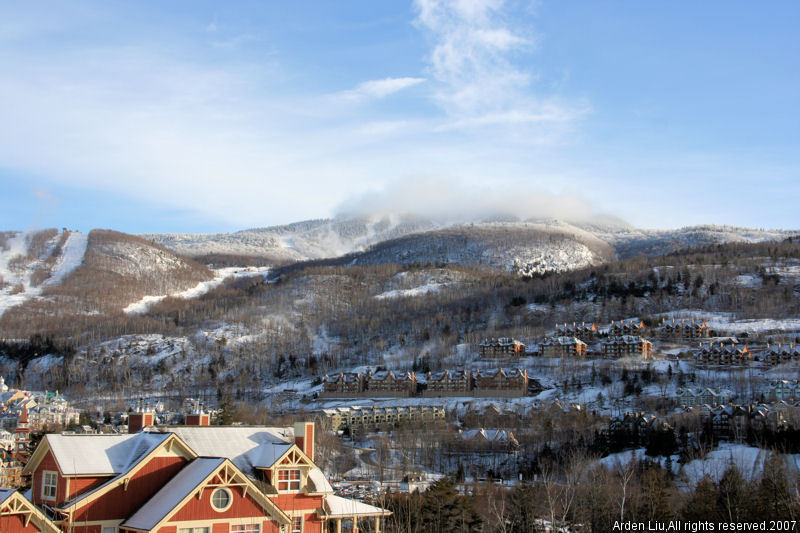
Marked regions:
[320,405,445,432]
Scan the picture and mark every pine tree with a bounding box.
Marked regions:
[682,476,718,521]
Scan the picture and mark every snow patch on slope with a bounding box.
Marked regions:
[375,282,447,299]
[0,230,87,317]
[124,266,270,315]
[45,232,88,286]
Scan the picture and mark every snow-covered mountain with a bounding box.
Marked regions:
[0,229,214,326]
[144,215,797,273]
[142,214,439,263]
[1,218,795,324]
[0,229,88,317]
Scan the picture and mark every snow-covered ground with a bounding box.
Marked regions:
[0,230,87,317]
[124,266,270,314]
[601,444,800,488]
[375,282,447,299]
[657,310,800,335]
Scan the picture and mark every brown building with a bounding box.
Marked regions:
[762,343,800,366]
[424,370,473,397]
[555,322,598,342]
[479,338,526,357]
[601,335,653,359]
[607,319,646,337]
[658,318,710,339]
[474,368,529,398]
[539,336,587,357]
[694,342,751,365]
[365,370,417,397]
[322,372,366,398]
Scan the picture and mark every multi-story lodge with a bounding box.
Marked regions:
[479,338,525,357]
[365,371,417,397]
[1,416,390,533]
[677,387,733,408]
[658,318,710,339]
[474,368,528,398]
[321,372,365,397]
[601,336,653,359]
[321,370,416,398]
[425,369,473,397]
[694,342,751,365]
[762,343,800,366]
[555,322,597,342]
[320,405,445,432]
[607,319,646,337]
[764,379,800,402]
[539,336,587,357]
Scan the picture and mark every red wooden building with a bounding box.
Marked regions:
[0,488,60,533]
[3,420,389,533]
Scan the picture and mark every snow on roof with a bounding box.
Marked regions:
[307,467,334,494]
[122,457,224,531]
[167,427,293,476]
[46,432,170,475]
[323,494,390,517]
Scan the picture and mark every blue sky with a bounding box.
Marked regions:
[0,1,797,233]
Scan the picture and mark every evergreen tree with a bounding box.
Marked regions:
[682,476,718,522]
[717,465,749,522]
[420,479,482,533]
[507,484,538,532]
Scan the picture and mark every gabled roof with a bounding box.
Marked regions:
[25,432,172,475]
[57,433,196,512]
[0,489,61,533]
[122,457,291,532]
[166,426,295,477]
[122,458,223,530]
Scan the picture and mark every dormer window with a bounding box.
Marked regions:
[41,470,57,500]
[277,469,301,491]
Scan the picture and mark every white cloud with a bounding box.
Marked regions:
[414,0,585,129]
[0,2,594,231]
[338,77,426,101]
[335,176,594,223]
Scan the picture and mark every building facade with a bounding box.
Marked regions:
[538,337,587,357]
[694,343,751,365]
[478,338,525,357]
[658,318,710,339]
[555,322,597,342]
[6,420,389,533]
[601,336,653,359]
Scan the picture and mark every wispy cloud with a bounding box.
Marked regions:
[0,2,592,231]
[338,76,426,101]
[414,0,585,128]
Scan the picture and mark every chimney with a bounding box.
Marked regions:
[185,401,210,426]
[294,421,315,462]
[128,398,155,434]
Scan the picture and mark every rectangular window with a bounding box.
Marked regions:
[102,527,117,533]
[292,516,303,533]
[232,526,260,533]
[277,469,301,491]
[178,529,210,533]
[41,470,57,500]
